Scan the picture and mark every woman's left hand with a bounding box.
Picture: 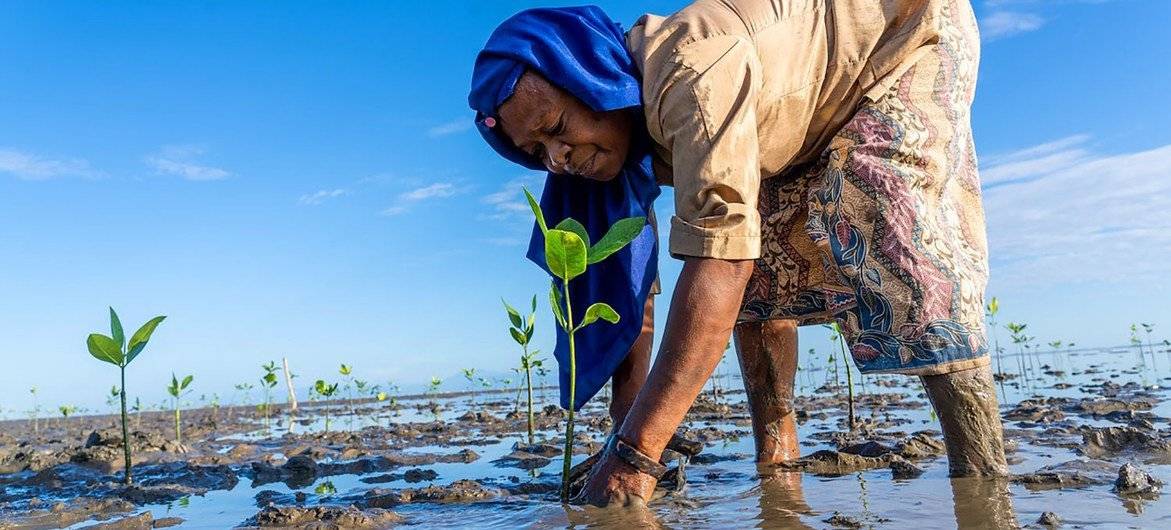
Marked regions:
[575,452,657,507]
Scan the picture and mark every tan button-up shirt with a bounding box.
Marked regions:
[626,0,951,260]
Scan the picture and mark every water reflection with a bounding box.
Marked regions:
[754,467,813,529]
[949,477,1019,529]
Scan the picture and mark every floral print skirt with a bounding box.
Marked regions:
[739,0,990,376]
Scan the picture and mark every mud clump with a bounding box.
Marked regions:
[362,479,501,507]
[1080,426,1171,458]
[0,497,137,529]
[1034,511,1061,528]
[1013,459,1117,490]
[245,505,403,529]
[1113,462,1162,497]
[78,511,154,529]
[823,511,864,528]
[895,432,946,460]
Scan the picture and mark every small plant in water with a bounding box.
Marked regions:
[58,405,78,425]
[504,295,542,444]
[313,380,339,432]
[826,323,857,430]
[165,373,194,444]
[28,387,40,434]
[86,307,166,484]
[260,362,280,428]
[524,188,644,502]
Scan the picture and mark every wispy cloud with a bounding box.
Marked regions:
[982,136,1171,287]
[380,182,463,216]
[427,119,472,138]
[400,183,456,200]
[0,148,100,180]
[144,145,230,181]
[298,188,349,206]
[979,10,1044,40]
[480,174,542,222]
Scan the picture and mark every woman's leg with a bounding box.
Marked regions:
[922,365,1008,476]
[734,319,801,463]
[610,296,654,425]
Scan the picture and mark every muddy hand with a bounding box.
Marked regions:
[573,452,657,507]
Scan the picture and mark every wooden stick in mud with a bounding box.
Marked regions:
[283,357,298,412]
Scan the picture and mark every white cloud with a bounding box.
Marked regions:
[982,137,1171,287]
[298,188,349,206]
[427,119,472,138]
[379,182,462,216]
[979,11,1044,40]
[144,145,230,181]
[0,148,99,180]
[480,174,542,221]
[400,183,456,201]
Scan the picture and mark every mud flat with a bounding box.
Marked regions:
[2,347,1171,528]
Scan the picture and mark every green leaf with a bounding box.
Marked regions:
[509,327,527,346]
[530,294,537,313]
[549,281,566,329]
[181,375,193,390]
[502,299,523,329]
[588,216,645,265]
[577,302,620,330]
[544,229,587,281]
[523,187,547,234]
[87,333,124,366]
[126,316,166,364]
[109,307,125,350]
[524,323,535,343]
[553,218,590,247]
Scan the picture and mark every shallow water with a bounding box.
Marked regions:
[11,346,1171,529]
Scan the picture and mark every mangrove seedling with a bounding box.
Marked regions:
[166,373,194,444]
[504,295,542,442]
[426,376,442,405]
[106,386,121,416]
[1141,323,1156,357]
[985,297,1008,398]
[260,362,279,427]
[524,187,644,502]
[827,323,857,430]
[461,368,477,391]
[86,307,166,484]
[339,364,355,413]
[29,387,39,434]
[58,405,78,425]
[313,380,339,432]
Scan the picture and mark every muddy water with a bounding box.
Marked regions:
[2,347,1170,529]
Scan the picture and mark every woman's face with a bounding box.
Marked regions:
[497,70,633,181]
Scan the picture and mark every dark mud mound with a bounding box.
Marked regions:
[242,505,403,529]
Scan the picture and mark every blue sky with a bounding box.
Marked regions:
[2,0,1169,413]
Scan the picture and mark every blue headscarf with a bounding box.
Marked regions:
[468,6,660,411]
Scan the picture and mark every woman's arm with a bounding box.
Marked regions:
[579,256,751,505]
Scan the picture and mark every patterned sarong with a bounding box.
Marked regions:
[739,0,990,376]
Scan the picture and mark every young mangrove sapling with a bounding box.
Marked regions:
[503,295,543,444]
[523,187,644,502]
[86,307,166,484]
[313,380,339,432]
[165,373,194,444]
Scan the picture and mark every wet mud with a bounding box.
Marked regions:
[1,347,1170,527]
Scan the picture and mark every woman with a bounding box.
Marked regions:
[469,0,1007,507]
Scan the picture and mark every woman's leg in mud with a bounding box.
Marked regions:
[610,296,654,426]
[733,319,801,464]
[921,365,1009,477]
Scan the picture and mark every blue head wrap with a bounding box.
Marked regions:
[468,6,660,411]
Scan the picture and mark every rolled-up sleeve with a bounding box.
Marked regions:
[656,36,762,260]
